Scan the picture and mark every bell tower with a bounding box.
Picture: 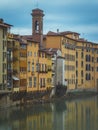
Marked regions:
[31,8,44,47]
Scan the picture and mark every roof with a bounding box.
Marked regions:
[47,31,80,36]
[21,35,39,43]
[47,31,61,36]
[0,18,13,28]
[60,31,80,35]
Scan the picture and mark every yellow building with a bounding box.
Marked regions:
[1,7,98,97]
[27,39,39,92]
[7,33,20,91]
[43,30,98,91]
[7,34,27,92]
[26,38,52,93]
[38,49,52,91]
[0,19,12,90]
[19,37,27,92]
[30,8,98,91]
[12,35,20,92]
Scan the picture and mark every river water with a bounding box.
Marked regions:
[0,95,98,130]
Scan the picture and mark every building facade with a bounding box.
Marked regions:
[44,31,98,90]
[0,19,12,90]
[0,7,98,97]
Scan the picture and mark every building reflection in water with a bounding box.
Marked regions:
[0,96,98,130]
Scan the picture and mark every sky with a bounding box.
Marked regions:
[0,0,98,43]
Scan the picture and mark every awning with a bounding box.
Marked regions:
[12,76,19,81]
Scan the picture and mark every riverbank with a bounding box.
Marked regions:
[24,89,98,106]
[0,89,98,110]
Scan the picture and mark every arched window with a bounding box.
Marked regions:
[35,20,39,32]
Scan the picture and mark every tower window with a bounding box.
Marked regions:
[35,20,39,33]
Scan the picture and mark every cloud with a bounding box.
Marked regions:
[0,0,98,43]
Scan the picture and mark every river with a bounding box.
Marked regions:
[0,95,98,130]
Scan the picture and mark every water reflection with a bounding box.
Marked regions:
[0,96,98,130]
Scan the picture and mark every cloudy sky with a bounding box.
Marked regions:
[0,0,98,43]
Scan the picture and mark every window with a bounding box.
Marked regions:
[76,79,78,84]
[86,55,91,62]
[76,51,78,58]
[36,63,39,72]
[3,29,6,38]
[81,61,83,67]
[76,61,78,68]
[20,67,26,72]
[86,55,88,61]
[81,52,83,58]
[32,63,34,72]
[81,79,83,84]
[86,64,89,71]
[3,40,6,50]
[43,78,45,87]
[20,44,26,49]
[27,52,29,57]
[34,77,37,87]
[76,70,78,77]
[86,73,91,80]
[35,21,39,33]
[92,57,94,62]
[30,51,32,56]
[42,64,44,71]
[3,63,6,73]
[29,77,32,87]
[81,70,83,77]
[40,78,42,87]
[3,52,6,61]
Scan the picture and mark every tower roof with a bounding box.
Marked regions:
[31,8,44,17]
